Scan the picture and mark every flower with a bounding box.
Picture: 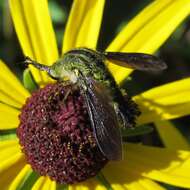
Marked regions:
[18,83,109,184]
[1,0,190,189]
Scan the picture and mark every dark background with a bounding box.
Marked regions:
[0,1,190,189]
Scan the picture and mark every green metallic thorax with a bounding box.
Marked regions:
[51,48,116,91]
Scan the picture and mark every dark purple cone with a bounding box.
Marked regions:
[17,83,108,184]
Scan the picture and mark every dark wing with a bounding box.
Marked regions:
[104,52,167,71]
[82,78,122,160]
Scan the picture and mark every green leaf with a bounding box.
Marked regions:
[49,0,67,23]
[122,125,153,137]
[96,172,113,190]
[23,69,38,92]
[17,170,40,190]
[56,184,69,190]
[0,129,17,141]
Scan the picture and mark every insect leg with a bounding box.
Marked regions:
[24,56,51,72]
[113,102,130,128]
[61,81,78,103]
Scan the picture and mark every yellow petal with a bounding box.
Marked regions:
[107,0,172,51]
[50,181,56,190]
[62,0,105,53]
[0,139,19,150]
[9,0,58,84]
[104,143,190,188]
[41,177,52,190]
[134,79,190,124]
[31,177,46,190]
[137,178,166,190]
[155,121,189,150]
[0,103,20,129]
[0,155,26,190]
[1,154,24,174]
[138,102,190,124]
[69,178,106,190]
[32,177,55,190]
[0,139,21,163]
[9,164,32,190]
[169,157,190,178]
[0,139,18,149]
[125,177,166,190]
[103,167,166,190]
[106,0,190,84]
[135,78,190,105]
[0,60,29,108]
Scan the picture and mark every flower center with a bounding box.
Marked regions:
[17,83,108,184]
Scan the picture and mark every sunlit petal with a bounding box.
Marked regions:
[69,178,106,190]
[102,169,166,190]
[0,60,29,108]
[31,177,45,190]
[9,164,32,190]
[41,177,54,190]
[31,176,55,190]
[137,102,190,124]
[125,177,167,190]
[62,0,105,53]
[106,0,190,84]
[155,121,189,150]
[104,143,190,188]
[0,155,26,190]
[0,153,23,173]
[136,178,166,190]
[0,139,25,190]
[9,0,58,84]
[134,78,190,124]
[0,103,20,129]
[50,181,56,190]
[135,78,190,105]
[0,139,21,163]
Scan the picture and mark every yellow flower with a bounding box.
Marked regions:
[1,0,190,189]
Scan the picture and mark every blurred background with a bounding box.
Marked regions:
[0,1,190,189]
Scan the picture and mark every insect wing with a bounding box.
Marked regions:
[83,79,122,160]
[104,52,167,71]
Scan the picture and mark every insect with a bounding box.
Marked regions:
[24,48,167,160]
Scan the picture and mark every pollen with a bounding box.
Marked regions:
[17,83,108,184]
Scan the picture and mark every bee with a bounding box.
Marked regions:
[24,48,167,160]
